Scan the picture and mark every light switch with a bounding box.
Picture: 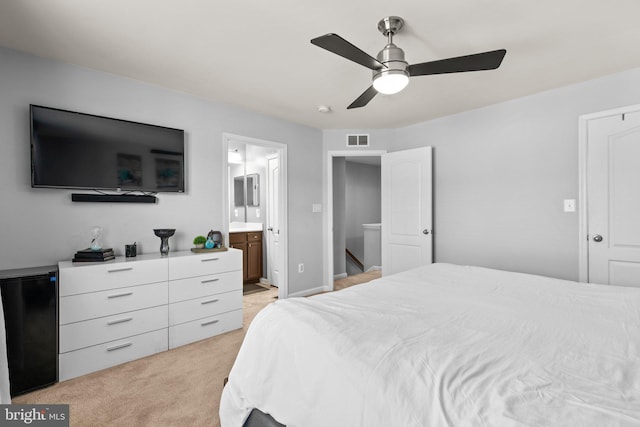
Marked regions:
[312,203,322,213]
[563,199,576,213]
[256,208,261,218]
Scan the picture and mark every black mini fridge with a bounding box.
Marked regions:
[0,266,58,396]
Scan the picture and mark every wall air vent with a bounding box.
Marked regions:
[346,134,369,147]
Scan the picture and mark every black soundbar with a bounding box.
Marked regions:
[71,193,157,203]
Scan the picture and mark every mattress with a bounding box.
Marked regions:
[220,263,640,426]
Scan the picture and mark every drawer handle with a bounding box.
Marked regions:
[107,317,133,326]
[201,278,220,284]
[201,298,219,305]
[201,319,219,327]
[108,267,133,273]
[201,258,219,262]
[106,342,132,352]
[107,291,133,299]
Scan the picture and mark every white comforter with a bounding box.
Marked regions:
[220,263,640,426]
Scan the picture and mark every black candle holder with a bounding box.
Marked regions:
[153,229,176,255]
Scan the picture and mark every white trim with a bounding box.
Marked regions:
[222,133,289,299]
[366,266,382,272]
[577,103,640,282]
[333,272,347,280]
[288,286,327,298]
[324,149,387,291]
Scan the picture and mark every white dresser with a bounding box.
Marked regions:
[168,251,243,349]
[57,249,242,381]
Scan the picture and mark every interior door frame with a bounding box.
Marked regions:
[324,150,387,291]
[577,103,640,282]
[265,153,280,288]
[222,133,289,299]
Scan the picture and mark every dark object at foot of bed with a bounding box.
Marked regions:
[243,409,285,427]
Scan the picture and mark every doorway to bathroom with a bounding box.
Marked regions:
[223,133,288,299]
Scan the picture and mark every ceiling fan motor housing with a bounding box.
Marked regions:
[372,43,409,94]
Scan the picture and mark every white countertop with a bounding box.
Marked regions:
[229,222,263,233]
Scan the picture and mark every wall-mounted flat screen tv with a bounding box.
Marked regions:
[30,105,185,193]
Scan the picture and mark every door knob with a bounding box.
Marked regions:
[267,227,273,231]
[423,229,430,235]
[593,234,603,242]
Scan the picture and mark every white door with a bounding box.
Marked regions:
[267,155,281,287]
[587,111,640,287]
[381,147,433,276]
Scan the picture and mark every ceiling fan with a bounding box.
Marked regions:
[310,16,506,109]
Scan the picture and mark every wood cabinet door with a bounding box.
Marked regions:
[246,241,262,282]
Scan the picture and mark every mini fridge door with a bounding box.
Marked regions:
[0,269,57,396]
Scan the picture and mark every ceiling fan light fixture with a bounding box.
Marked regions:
[310,15,506,109]
[373,70,409,95]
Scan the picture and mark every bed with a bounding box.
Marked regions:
[220,263,640,426]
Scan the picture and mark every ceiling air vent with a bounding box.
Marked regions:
[346,134,369,147]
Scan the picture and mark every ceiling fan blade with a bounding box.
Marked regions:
[407,49,506,76]
[347,86,378,109]
[311,33,386,71]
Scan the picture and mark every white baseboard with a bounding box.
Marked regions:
[333,272,347,280]
[259,277,271,286]
[288,285,328,298]
[366,266,382,272]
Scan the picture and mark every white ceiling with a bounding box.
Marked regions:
[1,0,639,130]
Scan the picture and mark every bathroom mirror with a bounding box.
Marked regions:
[233,174,260,207]
[246,173,259,206]
[234,176,244,207]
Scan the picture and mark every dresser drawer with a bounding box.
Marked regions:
[169,290,241,326]
[59,257,167,296]
[168,309,242,348]
[59,328,168,381]
[60,305,168,353]
[168,270,241,303]
[60,282,168,325]
[168,250,242,280]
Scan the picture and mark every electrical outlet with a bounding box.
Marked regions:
[256,208,261,218]
[298,263,304,273]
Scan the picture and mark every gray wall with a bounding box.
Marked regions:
[345,161,381,262]
[332,157,346,276]
[0,47,322,295]
[331,159,382,276]
[324,67,640,282]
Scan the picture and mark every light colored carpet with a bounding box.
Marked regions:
[13,272,379,426]
[334,269,381,291]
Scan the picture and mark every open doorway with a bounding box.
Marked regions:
[223,133,288,299]
[325,150,386,290]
